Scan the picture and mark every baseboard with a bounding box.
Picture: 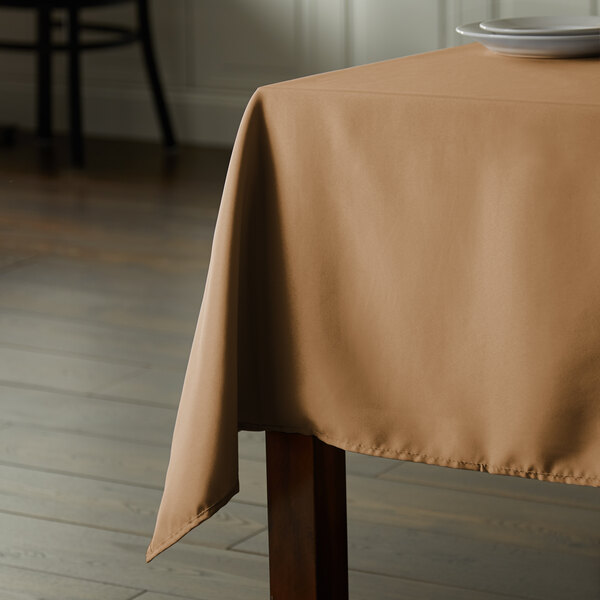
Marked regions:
[0,80,251,147]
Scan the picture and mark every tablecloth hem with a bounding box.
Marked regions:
[145,481,240,563]
[238,422,599,487]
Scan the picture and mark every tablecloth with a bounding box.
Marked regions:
[147,43,600,562]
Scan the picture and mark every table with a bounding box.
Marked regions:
[147,43,600,598]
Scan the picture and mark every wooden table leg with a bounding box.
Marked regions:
[265,431,348,600]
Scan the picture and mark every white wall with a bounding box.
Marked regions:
[0,0,596,146]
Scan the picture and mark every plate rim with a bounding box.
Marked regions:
[456,21,600,41]
[479,15,600,36]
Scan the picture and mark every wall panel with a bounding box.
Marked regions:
[0,0,592,146]
[349,0,442,65]
[495,0,596,17]
[189,0,307,91]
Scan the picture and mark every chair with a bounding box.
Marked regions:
[0,0,176,166]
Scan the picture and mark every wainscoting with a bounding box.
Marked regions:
[0,0,597,145]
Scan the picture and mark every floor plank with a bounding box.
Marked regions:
[0,384,177,444]
[0,251,36,271]
[138,572,518,600]
[1,139,598,600]
[0,421,265,501]
[0,564,140,600]
[0,513,269,600]
[348,570,516,600]
[0,278,202,336]
[0,204,216,268]
[231,458,600,556]
[0,423,169,488]
[0,255,205,300]
[345,450,400,478]
[232,522,599,600]
[0,345,144,395]
[93,366,187,407]
[4,418,594,559]
[382,461,600,511]
[0,309,193,368]
[344,470,600,555]
[0,464,266,550]
[133,595,195,600]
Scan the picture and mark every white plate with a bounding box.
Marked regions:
[480,16,600,36]
[456,22,600,58]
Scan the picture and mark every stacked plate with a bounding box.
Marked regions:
[456,16,600,58]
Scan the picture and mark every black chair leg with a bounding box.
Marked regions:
[36,6,52,141]
[137,0,176,148]
[68,6,84,167]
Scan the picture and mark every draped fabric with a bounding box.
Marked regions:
[147,44,600,562]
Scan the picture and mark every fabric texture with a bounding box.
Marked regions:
[147,43,600,562]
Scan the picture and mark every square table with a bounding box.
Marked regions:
[147,43,600,599]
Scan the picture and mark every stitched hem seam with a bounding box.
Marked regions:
[146,482,240,563]
[238,421,599,485]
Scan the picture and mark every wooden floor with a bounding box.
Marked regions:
[0,135,598,600]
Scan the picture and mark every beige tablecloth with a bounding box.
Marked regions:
[147,43,600,561]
